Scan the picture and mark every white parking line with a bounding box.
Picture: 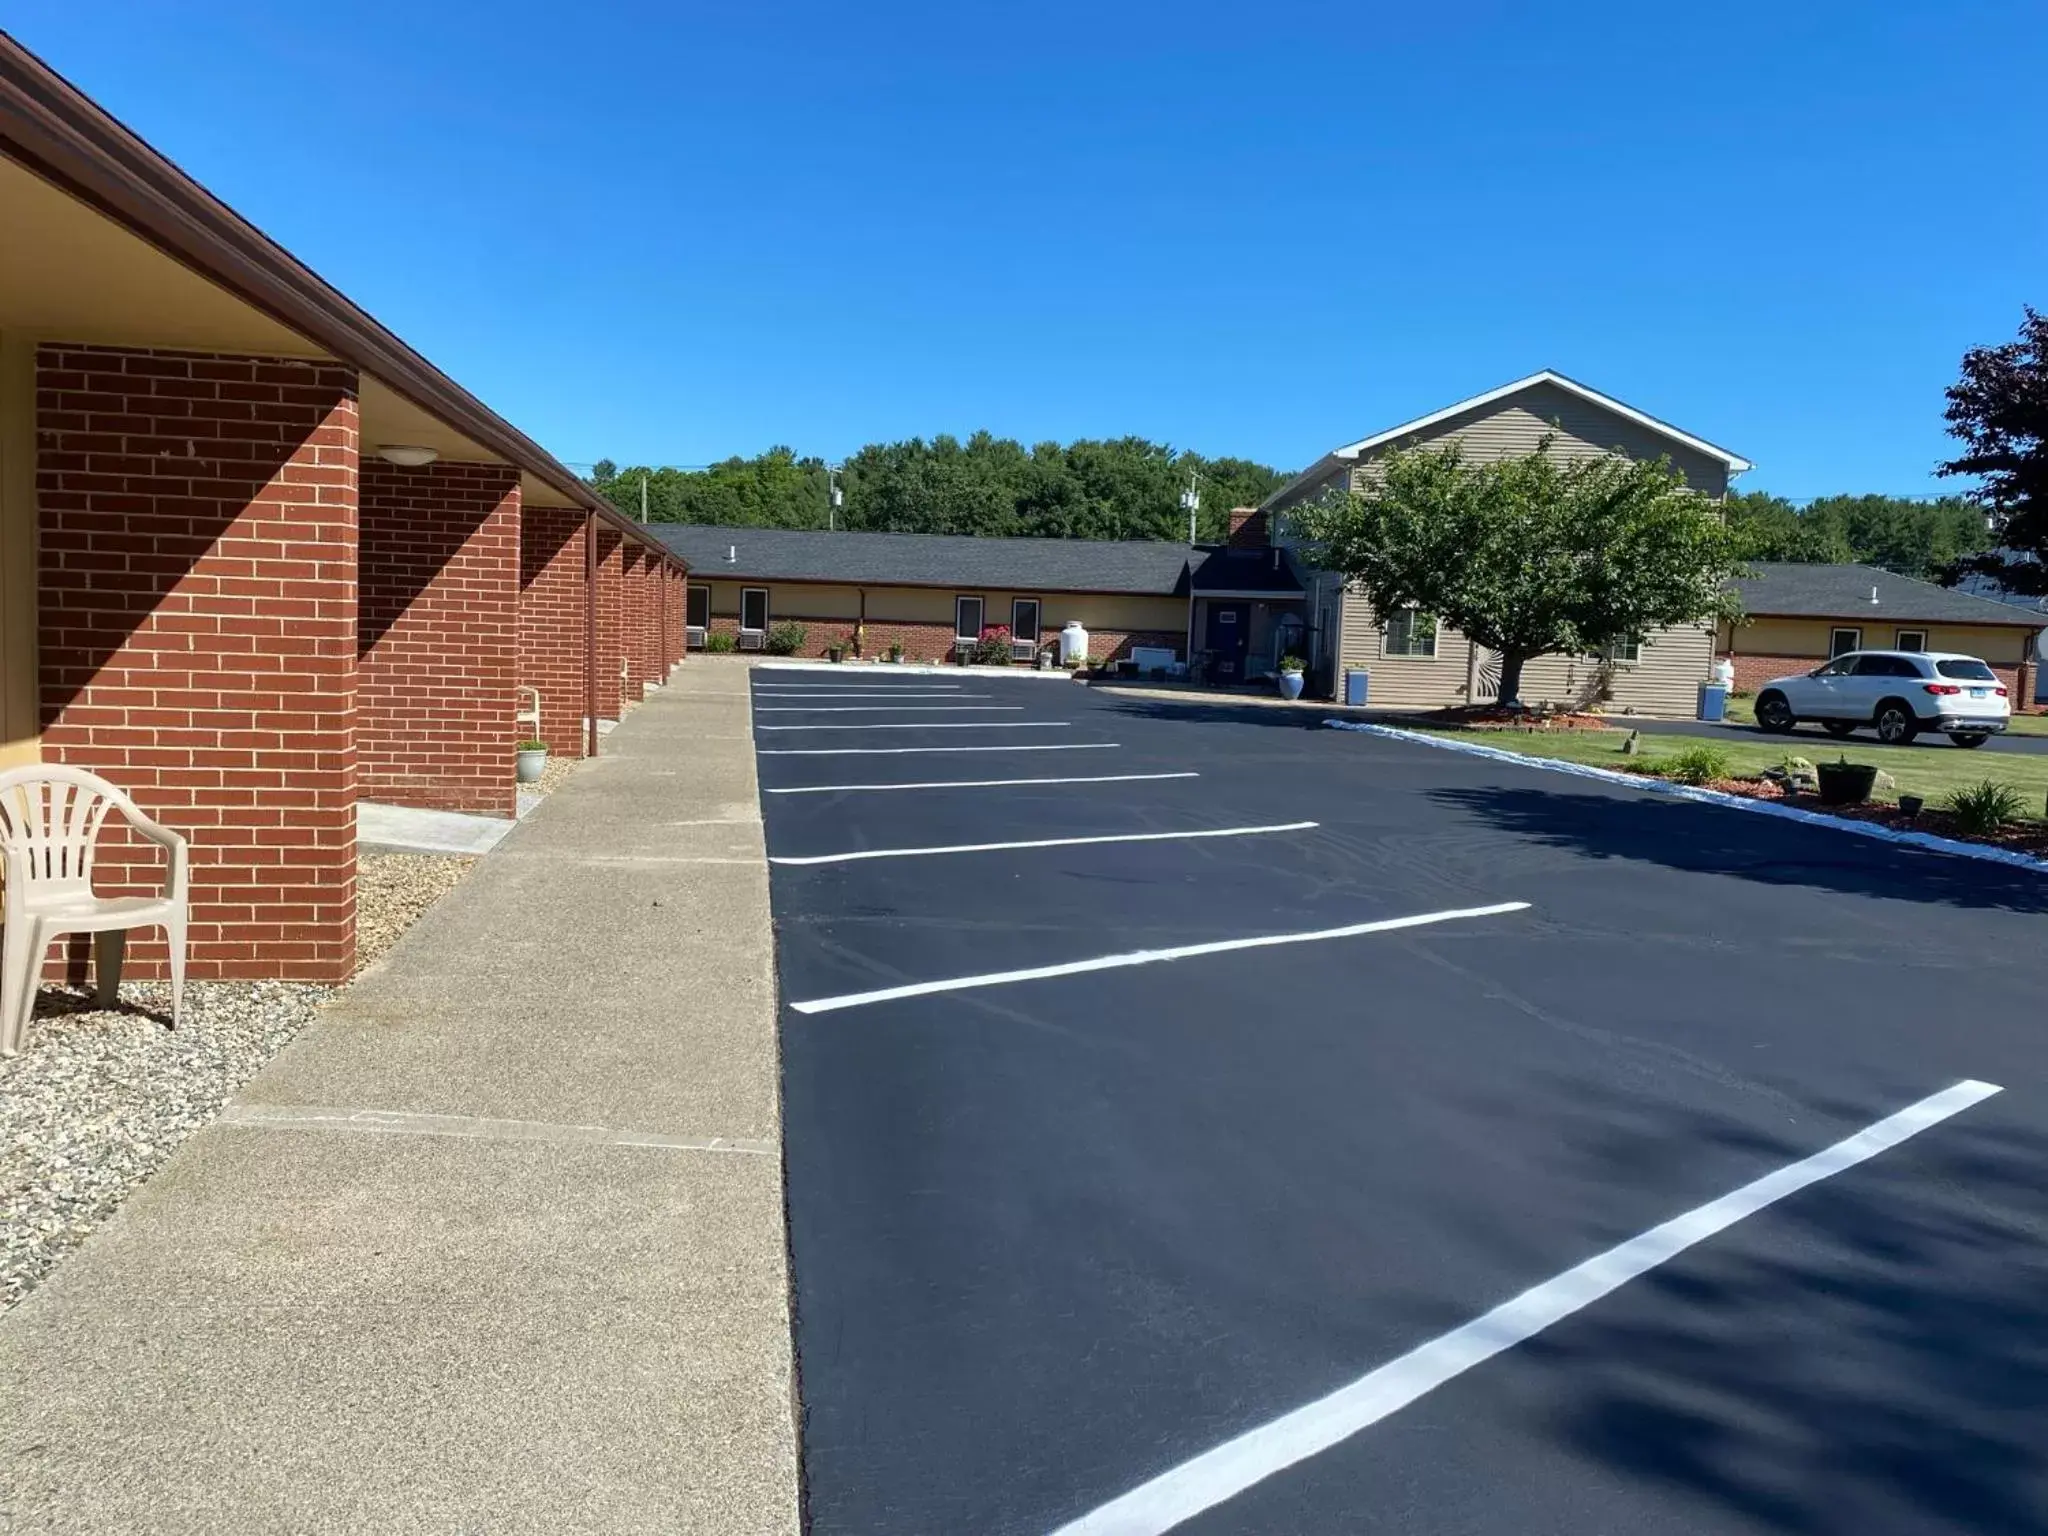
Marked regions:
[788,901,1529,1014]
[756,721,1071,732]
[751,690,983,697]
[764,772,1199,795]
[759,743,1119,757]
[771,821,1315,867]
[755,705,1025,713]
[1049,1077,2004,1536]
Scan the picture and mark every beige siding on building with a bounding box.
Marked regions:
[698,578,1184,638]
[1347,380,1731,498]
[1723,615,2038,668]
[1339,587,1713,714]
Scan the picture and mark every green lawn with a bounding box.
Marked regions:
[1412,725,2048,823]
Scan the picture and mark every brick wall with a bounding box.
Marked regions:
[633,552,662,690]
[358,460,518,817]
[35,344,359,982]
[519,505,589,758]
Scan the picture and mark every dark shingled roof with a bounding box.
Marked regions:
[1734,562,2047,628]
[650,524,1196,595]
[1189,545,1306,596]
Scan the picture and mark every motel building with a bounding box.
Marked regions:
[0,36,688,985]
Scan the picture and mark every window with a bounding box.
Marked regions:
[1600,635,1643,665]
[687,584,710,630]
[1382,607,1437,658]
[1011,598,1041,647]
[1894,629,1927,652]
[955,595,985,643]
[1936,658,1999,682]
[1852,654,1921,678]
[1828,627,1862,658]
[1812,656,1857,677]
[740,587,769,634]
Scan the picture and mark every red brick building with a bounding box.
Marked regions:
[0,37,688,982]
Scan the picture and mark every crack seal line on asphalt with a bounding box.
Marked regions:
[771,821,1317,867]
[787,901,1529,1014]
[764,772,1200,795]
[1049,1077,2004,1536]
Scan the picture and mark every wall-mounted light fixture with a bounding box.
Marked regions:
[375,444,439,467]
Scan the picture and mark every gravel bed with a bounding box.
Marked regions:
[356,849,476,975]
[0,979,328,1309]
[2,849,480,1310]
[534,754,581,797]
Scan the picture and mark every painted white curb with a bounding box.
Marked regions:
[1322,719,2048,877]
[756,660,1076,680]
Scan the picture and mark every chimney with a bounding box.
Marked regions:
[1227,507,1268,548]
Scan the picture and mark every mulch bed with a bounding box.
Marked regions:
[1655,774,2048,859]
[1406,705,1614,732]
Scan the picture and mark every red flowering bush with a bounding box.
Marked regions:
[972,623,1014,666]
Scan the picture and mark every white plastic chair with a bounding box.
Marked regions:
[0,766,188,1056]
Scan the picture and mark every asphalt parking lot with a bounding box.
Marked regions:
[753,667,2048,1536]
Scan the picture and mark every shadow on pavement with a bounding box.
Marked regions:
[1094,695,1330,731]
[1428,783,2048,914]
[1515,1082,2048,1534]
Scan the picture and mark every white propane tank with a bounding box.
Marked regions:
[1712,658,1735,690]
[1059,620,1089,666]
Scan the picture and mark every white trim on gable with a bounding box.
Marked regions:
[1330,370,1753,472]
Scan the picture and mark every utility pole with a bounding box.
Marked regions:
[1180,471,1201,544]
[828,466,844,532]
[639,473,648,523]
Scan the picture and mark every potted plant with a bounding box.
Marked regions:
[1815,756,1879,806]
[888,641,904,664]
[516,739,548,784]
[826,641,845,663]
[1898,792,1925,819]
[1277,654,1307,701]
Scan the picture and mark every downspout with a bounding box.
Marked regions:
[584,511,599,758]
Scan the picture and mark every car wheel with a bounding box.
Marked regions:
[1875,701,1919,745]
[1949,733,1990,749]
[1822,720,1857,738]
[1755,692,1796,733]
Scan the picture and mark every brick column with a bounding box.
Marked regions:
[595,527,625,721]
[639,552,663,687]
[358,460,519,817]
[666,565,684,669]
[519,504,589,759]
[620,545,647,706]
[36,344,358,982]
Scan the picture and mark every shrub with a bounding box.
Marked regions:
[972,624,1013,666]
[764,622,807,656]
[1946,779,2026,835]
[1655,743,1732,785]
[704,632,737,653]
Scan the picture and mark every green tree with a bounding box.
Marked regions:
[1941,306,2048,593]
[1723,489,1988,577]
[1297,438,1747,707]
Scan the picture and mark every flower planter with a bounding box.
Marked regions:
[1815,761,1878,806]
[1898,793,1925,819]
[1277,670,1305,701]
[515,747,548,784]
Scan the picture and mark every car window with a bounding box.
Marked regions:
[1812,657,1856,677]
[1936,658,1999,681]
[1852,654,1920,678]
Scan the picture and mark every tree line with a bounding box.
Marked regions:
[589,434,1291,544]
[590,436,1995,580]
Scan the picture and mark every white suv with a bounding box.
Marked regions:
[1754,650,2011,747]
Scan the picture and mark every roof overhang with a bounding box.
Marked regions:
[1332,370,1754,473]
[0,32,674,559]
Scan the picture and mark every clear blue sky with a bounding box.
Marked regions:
[11,1,2045,496]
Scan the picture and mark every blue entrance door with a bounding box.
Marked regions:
[1204,603,1250,682]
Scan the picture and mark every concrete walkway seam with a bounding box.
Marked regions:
[1323,719,2048,876]
[220,1104,777,1155]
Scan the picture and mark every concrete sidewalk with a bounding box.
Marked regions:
[0,666,800,1534]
